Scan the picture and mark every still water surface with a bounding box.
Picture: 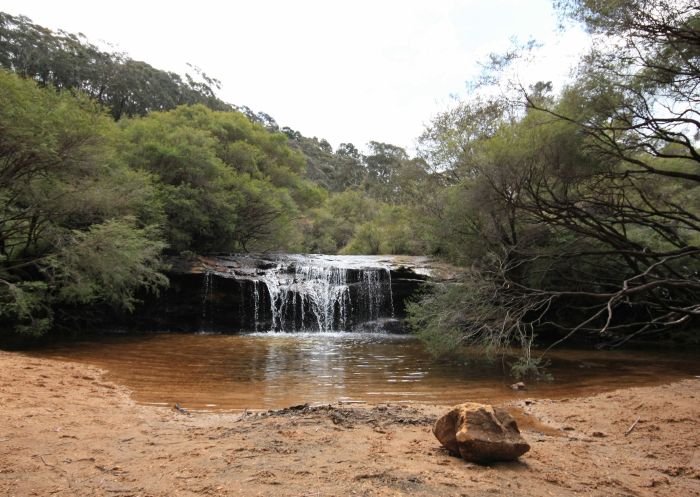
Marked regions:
[31,332,700,411]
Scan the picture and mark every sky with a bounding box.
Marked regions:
[2,0,590,151]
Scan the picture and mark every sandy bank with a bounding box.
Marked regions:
[0,350,698,496]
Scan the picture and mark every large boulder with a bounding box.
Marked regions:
[433,403,530,463]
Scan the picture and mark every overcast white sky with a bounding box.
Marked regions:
[2,0,589,151]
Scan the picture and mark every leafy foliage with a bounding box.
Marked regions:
[2,3,696,360]
[0,70,167,339]
[0,12,232,119]
[120,105,316,253]
[408,0,700,365]
[43,218,167,311]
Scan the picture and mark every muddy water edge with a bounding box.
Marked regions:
[27,332,700,411]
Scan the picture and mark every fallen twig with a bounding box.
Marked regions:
[625,417,641,436]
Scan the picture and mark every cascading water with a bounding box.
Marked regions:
[200,254,400,333]
[257,262,391,332]
[201,270,214,329]
[252,280,261,332]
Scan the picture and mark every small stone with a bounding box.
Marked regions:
[646,476,670,487]
[591,431,607,438]
[433,403,530,464]
[511,382,527,391]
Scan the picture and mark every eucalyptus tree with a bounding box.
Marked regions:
[0,71,167,339]
[409,0,700,368]
[120,104,319,253]
[0,12,232,120]
[518,0,700,343]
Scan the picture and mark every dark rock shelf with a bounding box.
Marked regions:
[121,254,460,333]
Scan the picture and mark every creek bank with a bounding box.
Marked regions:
[1,350,698,497]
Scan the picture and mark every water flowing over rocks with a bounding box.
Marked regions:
[127,254,460,333]
[433,403,531,463]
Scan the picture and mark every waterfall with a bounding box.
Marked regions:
[387,268,395,318]
[258,263,356,332]
[200,255,398,333]
[252,280,261,332]
[201,270,214,329]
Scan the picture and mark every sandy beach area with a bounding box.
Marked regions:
[1,350,698,497]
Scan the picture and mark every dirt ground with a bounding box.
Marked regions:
[0,350,698,497]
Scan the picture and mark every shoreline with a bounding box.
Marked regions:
[1,350,698,496]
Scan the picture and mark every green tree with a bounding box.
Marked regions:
[0,70,167,340]
[303,190,377,253]
[409,0,700,363]
[121,104,315,253]
[286,131,366,192]
[0,12,232,120]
